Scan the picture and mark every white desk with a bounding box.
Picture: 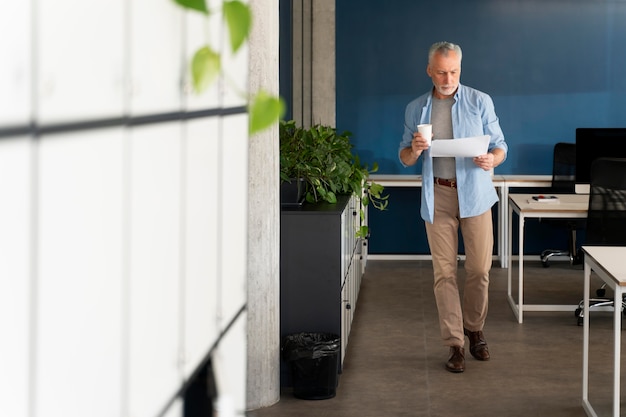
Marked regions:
[368,174,552,267]
[369,175,506,266]
[507,193,588,323]
[499,175,553,267]
[581,246,626,417]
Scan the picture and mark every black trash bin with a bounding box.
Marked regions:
[282,332,341,400]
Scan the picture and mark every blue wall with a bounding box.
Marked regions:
[334,0,626,254]
[337,0,626,175]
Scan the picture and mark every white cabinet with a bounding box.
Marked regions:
[36,128,125,417]
[218,114,248,326]
[0,3,31,125]
[37,0,125,123]
[183,8,221,111]
[340,196,363,363]
[182,118,220,379]
[212,312,247,414]
[127,123,183,417]
[128,0,183,115]
[0,137,32,417]
[1,0,249,414]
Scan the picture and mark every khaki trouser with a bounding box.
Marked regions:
[424,183,493,347]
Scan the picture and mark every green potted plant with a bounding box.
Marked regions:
[279,119,388,238]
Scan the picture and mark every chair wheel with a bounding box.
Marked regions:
[575,308,583,326]
[597,288,606,297]
[541,261,550,268]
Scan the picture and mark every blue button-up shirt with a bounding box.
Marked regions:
[398,84,508,223]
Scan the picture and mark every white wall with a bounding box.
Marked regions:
[0,0,248,416]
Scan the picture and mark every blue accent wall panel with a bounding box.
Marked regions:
[337,0,626,175]
[335,0,626,254]
[367,187,428,254]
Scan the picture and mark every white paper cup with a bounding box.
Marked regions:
[417,124,432,146]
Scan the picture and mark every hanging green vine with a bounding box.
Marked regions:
[174,0,285,134]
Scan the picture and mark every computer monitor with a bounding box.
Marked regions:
[575,127,626,194]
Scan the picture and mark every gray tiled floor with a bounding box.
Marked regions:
[248,259,624,417]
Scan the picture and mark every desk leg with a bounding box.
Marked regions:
[613,287,621,417]
[506,204,522,323]
[499,185,509,268]
[582,261,591,414]
[507,205,513,312]
[517,213,525,324]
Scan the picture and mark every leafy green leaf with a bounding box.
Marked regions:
[278,119,389,225]
[223,1,251,53]
[369,182,385,195]
[249,90,286,134]
[191,46,221,93]
[356,225,370,239]
[173,0,208,14]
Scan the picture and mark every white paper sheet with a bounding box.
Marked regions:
[430,135,490,157]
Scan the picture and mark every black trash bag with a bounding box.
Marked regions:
[282,333,341,400]
[282,332,340,361]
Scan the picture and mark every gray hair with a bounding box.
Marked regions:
[428,41,462,64]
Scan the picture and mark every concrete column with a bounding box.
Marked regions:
[292,0,336,128]
[246,0,336,409]
[311,0,336,126]
[246,0,280,410]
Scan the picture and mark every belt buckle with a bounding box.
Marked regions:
[436,177,456,188]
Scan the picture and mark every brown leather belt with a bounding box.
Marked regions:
[434,177,457,188]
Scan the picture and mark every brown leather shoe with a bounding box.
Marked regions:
[445,346,465,373]
[464,328,490,361]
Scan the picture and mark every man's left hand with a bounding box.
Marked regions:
[473,153,495,171]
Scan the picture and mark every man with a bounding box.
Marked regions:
[398,41,507,373]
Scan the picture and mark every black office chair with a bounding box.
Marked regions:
[574,157,626,325]
[540,142,584,267]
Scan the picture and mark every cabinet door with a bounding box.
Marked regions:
[361,204,368,275]
[128,122,182,417]
[0,137,32,417]
[220,28,248,109]
[212,312,247,415]
[341,195,359,286]
[162,399,183,417]
[36,129,125,417]
[341,280,349,364]
[341,203,349,285]
[353,246,362,309]
[218,114,248,328]
[182,8,221,111]
[129,0,183,115]
[182,118,220,378]
[0,3,31,125]
[37,0,125,123]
